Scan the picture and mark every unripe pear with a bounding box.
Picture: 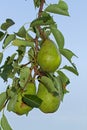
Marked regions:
[37,39,61,72]
[37,83,60,113]
[13,82,36,115]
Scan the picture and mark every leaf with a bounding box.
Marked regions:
[0,92,7,111]
[25,33,33,41]
[3,34,16,49]
[1,19,15,30]
[33,0,41,8]
[50,25,64,48]
[1,114,12,130]
[0,52,3,64]
[12,38,34,47]
[30,14,55,27]
[0,55,15,81]
[58,0,68,10]
[20,67,30,88]
[62,65,79,76]
[0,31,6,41]
[57,70,70,86]
[22,94,42,108]
[52,76,64,101]
[45,3,69,16]
[60,48,77,66]
[39,76,58,95]
[7,94,18,112]
[16,46,26,63]
[28,47,34,62]
[16,26,26,38]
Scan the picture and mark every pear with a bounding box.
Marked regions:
[37,83,60,113]
[13,82,36,115]
[37,39,61,72]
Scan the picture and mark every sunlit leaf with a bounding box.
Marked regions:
[1,114,12,130]
[1,19,15,30]
[22,94,42,108]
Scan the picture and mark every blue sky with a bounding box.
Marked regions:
[0,0,87,130]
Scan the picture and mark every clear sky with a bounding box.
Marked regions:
[0,0,87,130]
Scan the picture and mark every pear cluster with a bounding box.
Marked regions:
[6,39,62,115]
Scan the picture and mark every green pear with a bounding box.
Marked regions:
[13,82,36,115]
[37,83,60,113]
[37,39,61,72]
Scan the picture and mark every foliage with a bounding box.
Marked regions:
[0,0,78,129]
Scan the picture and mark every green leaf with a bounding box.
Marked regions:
[45,3,69,16]
[16,46,26,63]
[22,94,42,108]
[0,55,15,81]
[50,25,64,48]
[52,76,64,101]
[28,47,34,62]
[0,52,3,64]
[12,38,34,47]
[58,0,68,10]
[60,48,77,66]
[1,19,15,30]
[57,70,70,86]
[20,67,30,88]
[39,76,58,95]
[1,114,12,130]
[0,31,6,41]
[62,65,79,76]
[25,33,33,41]
[30,14,55,27]
[0,92,7,111]
[3,34,16,49]
[16,26,26,38]
[33,0,41,8]
[7,94,18,112]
